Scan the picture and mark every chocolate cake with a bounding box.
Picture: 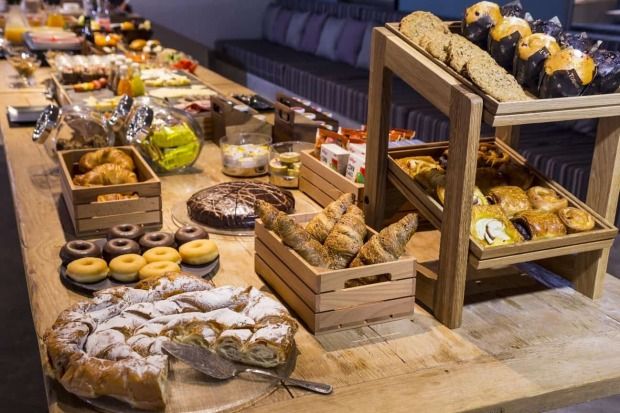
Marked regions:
[187,181,295,229]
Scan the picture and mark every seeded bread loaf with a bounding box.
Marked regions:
[466,55,531,102]
[399,11,448,43]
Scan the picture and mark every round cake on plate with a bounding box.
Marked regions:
[186,181,295,229]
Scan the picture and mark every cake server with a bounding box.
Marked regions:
[162,341,332,394]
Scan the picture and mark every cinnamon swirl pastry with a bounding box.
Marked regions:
[558,207,596,233]
[526,186,568,212]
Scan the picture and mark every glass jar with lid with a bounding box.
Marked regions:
[124,102,203,173]
[32,104,115,158]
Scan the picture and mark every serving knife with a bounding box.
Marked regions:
[162,341,332,395]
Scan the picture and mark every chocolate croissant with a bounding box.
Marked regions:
[487,185,531,217]
[79,147,136,172]
[511,210,567,240]
[471,204,523,246]
[305,193,355,243]
[73,163,138,186]
[324,205,367,269]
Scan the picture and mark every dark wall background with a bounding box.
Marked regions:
[397,0,574,27]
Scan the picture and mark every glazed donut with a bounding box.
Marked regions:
[139,232,176,251]
[174,225,209,245]
[66,257,109,284]
[109,254,147,283]
[179,239,219,265]
[558,207,596,233]
[59,240,101,265]
[103,238,141,261]
[143,246,182,264]
[107,224,145,241]
[138,261,181,280]
[527,186,568,212]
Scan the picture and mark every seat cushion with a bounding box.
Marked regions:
[285,11,310,49]
[263,5,280,42]
[299,13,328,53]
[356,22,375,69]
[272,8,294,45]
[316,17,346,60]
[216,39,311,84]
[335,19,368,66]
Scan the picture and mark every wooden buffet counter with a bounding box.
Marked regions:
[2,61,620,412]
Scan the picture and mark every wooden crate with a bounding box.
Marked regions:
[299,149,365,207]
[387,138,618,268]
[58,146,162,237]
[255,212,416,334]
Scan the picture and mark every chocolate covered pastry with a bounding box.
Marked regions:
[187,181,295,229]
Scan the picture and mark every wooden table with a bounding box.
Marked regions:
[2,61,620,412]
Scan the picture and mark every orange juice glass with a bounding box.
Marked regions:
[46,12,65,28]
[5,25,27,44]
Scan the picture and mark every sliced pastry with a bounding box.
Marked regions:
[471,204,523,246]
[511,209,567,240]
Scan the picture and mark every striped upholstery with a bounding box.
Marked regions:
[214,0,619,225]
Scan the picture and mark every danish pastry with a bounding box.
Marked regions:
[558,207,596,233]
[470,205,523,246]
[487,186,531,217]
[527,186,568,212]
[512,210,567,240]
[66,257,109,283]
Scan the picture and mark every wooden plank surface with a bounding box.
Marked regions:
[2,60,620,413]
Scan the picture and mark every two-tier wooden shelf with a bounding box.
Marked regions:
[364,26,620,328]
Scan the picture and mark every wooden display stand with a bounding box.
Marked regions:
[364,27,620,328]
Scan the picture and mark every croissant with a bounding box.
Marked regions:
[324,205,367,269]
[305,193,355,243]
[79,148,136,172]
[350,213,418,267]
[275,213,333,268]
[73,163,138,187]
[96,193,139,202]
[498,162,535,190]
[476,167,507,194]
[255,199,285,231]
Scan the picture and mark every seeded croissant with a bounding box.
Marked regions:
[256,200,332,268]
[350,213,418,267]
[78,147,136,172]
[73,163,138,186]
[324,205,367,269]
[305,193,355,243]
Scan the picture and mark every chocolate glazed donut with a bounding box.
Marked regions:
[175,225,209,245]
[103,238,141,261]
[59,240,102,265]
[139,232,176,251]
[107,224,145,241]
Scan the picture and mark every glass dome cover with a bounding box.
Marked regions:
[124,102,203,173]
[32,104,115,157]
